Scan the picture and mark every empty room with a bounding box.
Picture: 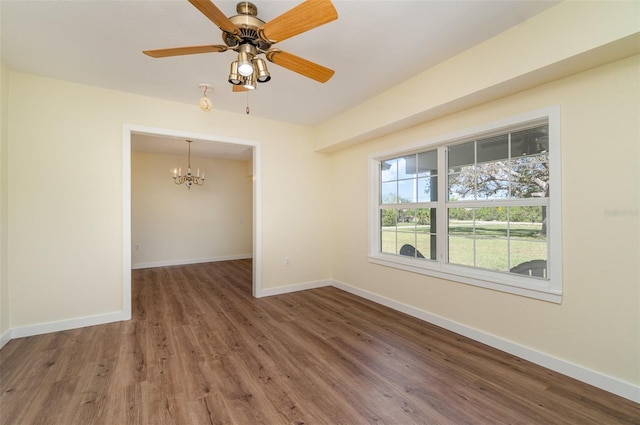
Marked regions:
[1,1,639,423]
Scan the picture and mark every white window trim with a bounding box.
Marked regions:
[368,106,562,303]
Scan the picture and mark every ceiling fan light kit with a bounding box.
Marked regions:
[254,57,270,82]
[243,72,257,90]
[237,44,256,76]
[143,0,338,95]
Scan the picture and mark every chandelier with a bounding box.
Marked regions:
[172,140,205,190]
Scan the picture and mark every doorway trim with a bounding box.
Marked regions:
[122,124,262,319]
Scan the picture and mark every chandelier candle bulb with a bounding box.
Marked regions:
[173,140,205,190]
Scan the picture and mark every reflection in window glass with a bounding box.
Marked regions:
[511,156,548,199]
[398,180,416,203]
[448,141,474,169]
[381,159,397,182]
[417,151,438,175]
[511,126,548,157]
[448,171,475,201]
[398,155,417,180]
[477,134,508,163]
[418,177,437,202]
[448,127,549,203]
[476,162,509,199]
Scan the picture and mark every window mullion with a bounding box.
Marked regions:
[437,146,448,263]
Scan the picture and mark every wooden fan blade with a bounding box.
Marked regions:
[188,0,238,35]
[266,49,334,83]
[232,85,248,92]
[143,45,228,58]
[261,0,337,43]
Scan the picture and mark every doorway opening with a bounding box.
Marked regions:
[122,124,262,319]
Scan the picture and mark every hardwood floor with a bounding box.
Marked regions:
[1,260,639,424]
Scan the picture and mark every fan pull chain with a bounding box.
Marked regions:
[246,92,250,115]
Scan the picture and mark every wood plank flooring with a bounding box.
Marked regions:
[1,260,639,424]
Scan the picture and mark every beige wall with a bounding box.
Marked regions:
[6,72,332,328]
[316,1,640,151]
[0,62,9,339]
[131,151,252,267]
[329,55,640,388]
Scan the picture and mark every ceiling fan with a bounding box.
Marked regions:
[143,0,338,91]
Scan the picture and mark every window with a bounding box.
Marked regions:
[369,107,562,302]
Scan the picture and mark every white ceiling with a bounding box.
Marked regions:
[1,0,558,158]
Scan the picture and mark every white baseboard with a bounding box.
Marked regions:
[0,328,11,349]
[256,279,331,298]
[330,279,640,404]
[9,310,129,340]
[132,254,252,270]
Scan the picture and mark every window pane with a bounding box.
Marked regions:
[380,209,396,228]
[416,209,436,260]
[381,181,398,204]
[381,159,397,182]
[477,134,508,163]
[476,161,510,199]
[448,141,475,169]
[448,208,474,266]
[398,179,416,203]
[449,207,474,222]
[418,176,438,202]
[415,208,432,227]
[448,236,474,266]
[510,239,547,265]
[380,231,397,254]
[476,238,508,272]
[475,208,508,236]
[448,169,475,201]
[397,208,417,257]
[509,240,547,278]
[511,126,548,157]
[417,150,438,176]
[397,232,417,254]
[416,232,433,260]
[397,208,415,229]
[509,206,546,236]
[511,156,549,199]
[398,155,417,179]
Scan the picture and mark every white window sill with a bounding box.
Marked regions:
[368,254,562,304]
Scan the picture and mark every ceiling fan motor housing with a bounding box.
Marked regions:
[223,2,271,52]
